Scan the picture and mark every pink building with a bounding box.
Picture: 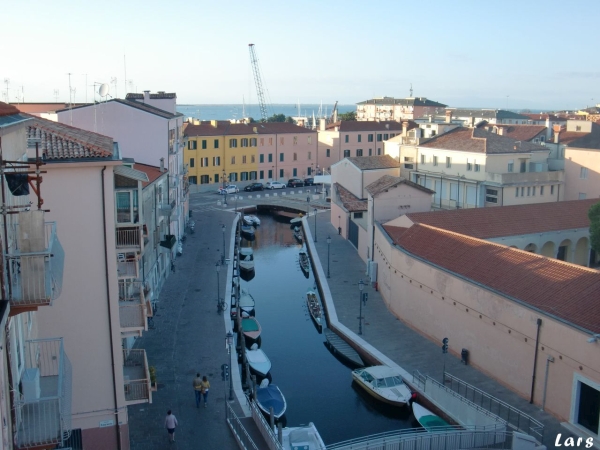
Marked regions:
[356,97,447,121]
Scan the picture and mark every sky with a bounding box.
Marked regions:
[2,0,600,111]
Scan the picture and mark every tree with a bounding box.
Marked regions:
[338,111,357,121]
[589,202,600,254]
[285,116,295,124]
[267,113,286,123]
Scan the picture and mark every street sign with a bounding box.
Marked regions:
[442,337,449,354]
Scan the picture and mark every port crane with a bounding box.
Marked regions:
[248,44,269,122]
[330,100,338,123]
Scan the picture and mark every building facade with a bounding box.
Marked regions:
[356,97,447,121]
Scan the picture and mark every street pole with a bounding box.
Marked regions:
[216,262,221,309]
[222,224,226,264]
[327,236,331,278]
[226,331,234,401]
[358,279,364,334]
[314,208,317,242]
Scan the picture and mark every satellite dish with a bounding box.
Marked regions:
[98,83,109,97]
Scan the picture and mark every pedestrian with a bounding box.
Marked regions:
[193,373,203,408]
[338,226,342,235]
[201,375,210,407]
[164,410,178,443]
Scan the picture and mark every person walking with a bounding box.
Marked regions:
[164,410,178,443]
[200,375,210,408]
[193,373,203,408]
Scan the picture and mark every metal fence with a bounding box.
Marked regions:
[248,395,283,450]
[116,227,141,247]
[443,372,544,444]
[225,402,261,450]
[122,349,150,403]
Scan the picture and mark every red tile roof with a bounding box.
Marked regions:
[420,127,548,154]
[334,183,367,212]
[27,117,114,159]
[480,125,547,141]
[405,199,598,238]
[133,163,166,187]
[347,155,400,170]
[365,175,434,196]
[555,123,600,149]
[184,121,314,136]
[521,113,564,122]
[0,102,20,117]
[384,223,600,333]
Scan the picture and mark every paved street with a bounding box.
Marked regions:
[128,186,573,449]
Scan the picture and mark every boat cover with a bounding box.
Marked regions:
[256,385,286,416]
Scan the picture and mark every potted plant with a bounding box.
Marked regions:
[149,366,158,391]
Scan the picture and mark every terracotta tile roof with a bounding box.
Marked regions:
[556,123,600,149]
[325,120,410,132]
[27,117,114,160]
[0,102,23,116]
[405,199,598,238]
[420,127,548,154]
[480,125,547,141]
[334,183,367,212]
[184,121,314,137]
[133,163,166,187]
[366,175,434,196]
[384,223,600,333]
[347,155,400,170]
[357,97,447,107]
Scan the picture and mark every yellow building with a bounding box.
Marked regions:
[184,120,259,185]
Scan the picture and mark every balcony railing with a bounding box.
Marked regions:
[116,227,142,248]
[4,221,65,309]
[119,280,148,332]
[485,170,564,186]
[117,260,138,279]
[15,338,72,449]
[123,349,151,404]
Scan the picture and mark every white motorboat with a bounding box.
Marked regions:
[246,343,271,377]
[239,247,255,272]
[352,365,413,406]
[231,288,256,318]
[244,215,261,226]
[256,379,287,419]
[281,423,326,450]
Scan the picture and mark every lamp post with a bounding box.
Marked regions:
[314,208,318,242]
[222,170,226,190]
[327,236,331,278]
[221,224,226,264]
[216,261,221,309]
[306,196,310,215]
[226,331,234,401]
[358,279,365,335]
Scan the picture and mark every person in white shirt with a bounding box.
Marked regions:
[164,410,178,443]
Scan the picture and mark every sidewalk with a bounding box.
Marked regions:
[305,210,572,449]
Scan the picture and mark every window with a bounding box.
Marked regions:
[580,167,588,179]
[268,154,273,163]
[520,160,527,173]
[260,154,264,163]
[508,160,514,172]
[242,156,247,164]
[532,186,536,196]
[421,154,426,164]
[579,192,587,200]
[280,137,284,145]
[279,153,284,162]
[293,168,297,176]
[344,135,349,143]
[433,156,438,166]
[486,188,498,196]
[260,138,264,146]
[307,136,312,145]
[116,190,139,223]
[485,196,498,203]
[214,139,219,148]
[188,140,197,150]
[269,138,273,145]
[485,188,498,203]
[190,158,195,168]
[231,156,236,164]
[259,170,264,179]
[377,134,382,141]
[358,135,362,143]
[576,125,582,131]
[446,157,452,168]
[250,138,257,147]
[527,186,531,196]
[307,167,312,175]
[384,133,389,140]
[467,161,472,171]
[540,186,544,195]
[551,185,555,195]
[268,170,273,179]
[354,212,363,219]
[343,150,350,157]
[356,149,363,156]
[377,148,381,155]
[368,134,374,142]
[229,138,237,148]
[521,187,525,196]
[474,163,480,172]
[279,169,284,178]
[515,187,519,197]
[293,153,297,161]
[251,155,255,163]
[202,157,209,167]
[308,152,312,160]
[201,140,207,149]
[293,136,298,145]
[450,183,458,201]
[326,149,330,157]
[369,149,372,156]
[213,156,220,166]
[241,138,249,147]
[189,176,197,184]
[390,133,396,138]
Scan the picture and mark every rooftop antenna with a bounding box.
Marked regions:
[409,83,413,98]
[111,77,118,99]
[67,73,75,125]
[53,89,60,103]
[3,78,9,103]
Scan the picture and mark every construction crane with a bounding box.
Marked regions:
[330,100,338,123]
[248,44,269,122]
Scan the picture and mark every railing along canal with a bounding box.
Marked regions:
[226,402,261,450]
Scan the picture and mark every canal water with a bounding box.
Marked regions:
[237,214,414,445]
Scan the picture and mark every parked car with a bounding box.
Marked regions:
[244,183,264,192]
[218,185,239,194]
[265,181,286,189]
[286,178,304,187]
[304,177,315,186]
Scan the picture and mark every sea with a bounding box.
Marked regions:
[176,103,355,122]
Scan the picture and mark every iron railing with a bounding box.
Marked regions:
[15,338,72,449]
[248,395,283,450]
[225,402,261,450]
[115,227,141,248]
[118,281,147,331]
[117,261,138,278]
[4,222,65,307]
[444,372,544,444]
[122,349,151,404]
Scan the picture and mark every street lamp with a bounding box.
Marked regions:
[226,331,234,401]
[221,224,226,264]
[313,208,318,242]
[216,261,221,310]
[306,196,310,215]
[327,236,331,278]
[358,279,365,335]
[222,170,226,190]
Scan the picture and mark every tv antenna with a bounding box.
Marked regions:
[110,77,118,99]
[409,83,413,97]
[3,78,9,103]
[53,89,60,103]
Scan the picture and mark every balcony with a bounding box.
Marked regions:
[119,280,148,335]
[116,226,142,249]
[117,258,139,279]
[485,170,564,186]
[123,349,152,404]
[4,221,65,313]
[158,202,173,217]
[14,338,72,449]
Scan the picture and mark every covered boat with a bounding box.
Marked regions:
[255,379,287,419]
[241,225,255,241]
[412,402,451,431]
[231,288,256,318]
[351,366,413,406]
[306,290,322,331]
[244,215,261,226]
[239,247,255,272]
[246,343,271,377]
[241,317,262,341]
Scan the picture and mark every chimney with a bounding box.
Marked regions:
[143,90,150,103]
[253,126,258,133]
[160,157,165,172]
[497,127,504,136]
[553,124,561,144]
[470,116,475,127]
[445,110,452,123]
[428,115,433,123]
[193,119,200,126]
[402,121,409,136]
[319,118,326,131]
[545,117,551,141]
[210,120,218,128]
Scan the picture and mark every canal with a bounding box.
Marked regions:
[237,213,414,445]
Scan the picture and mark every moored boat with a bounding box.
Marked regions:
[241,225,255,240]
[241,317,262,341]
[351,365,413,407]
[411,402,451,431]
[299,251,310,277]
[255,379,287,419]
[239,247,255,272]
[293,226,303,243]
[244,215,261,226]
[231,288,256,319]
[306,290,322,331]
[246,343,271,377]
[281,423,326,450]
